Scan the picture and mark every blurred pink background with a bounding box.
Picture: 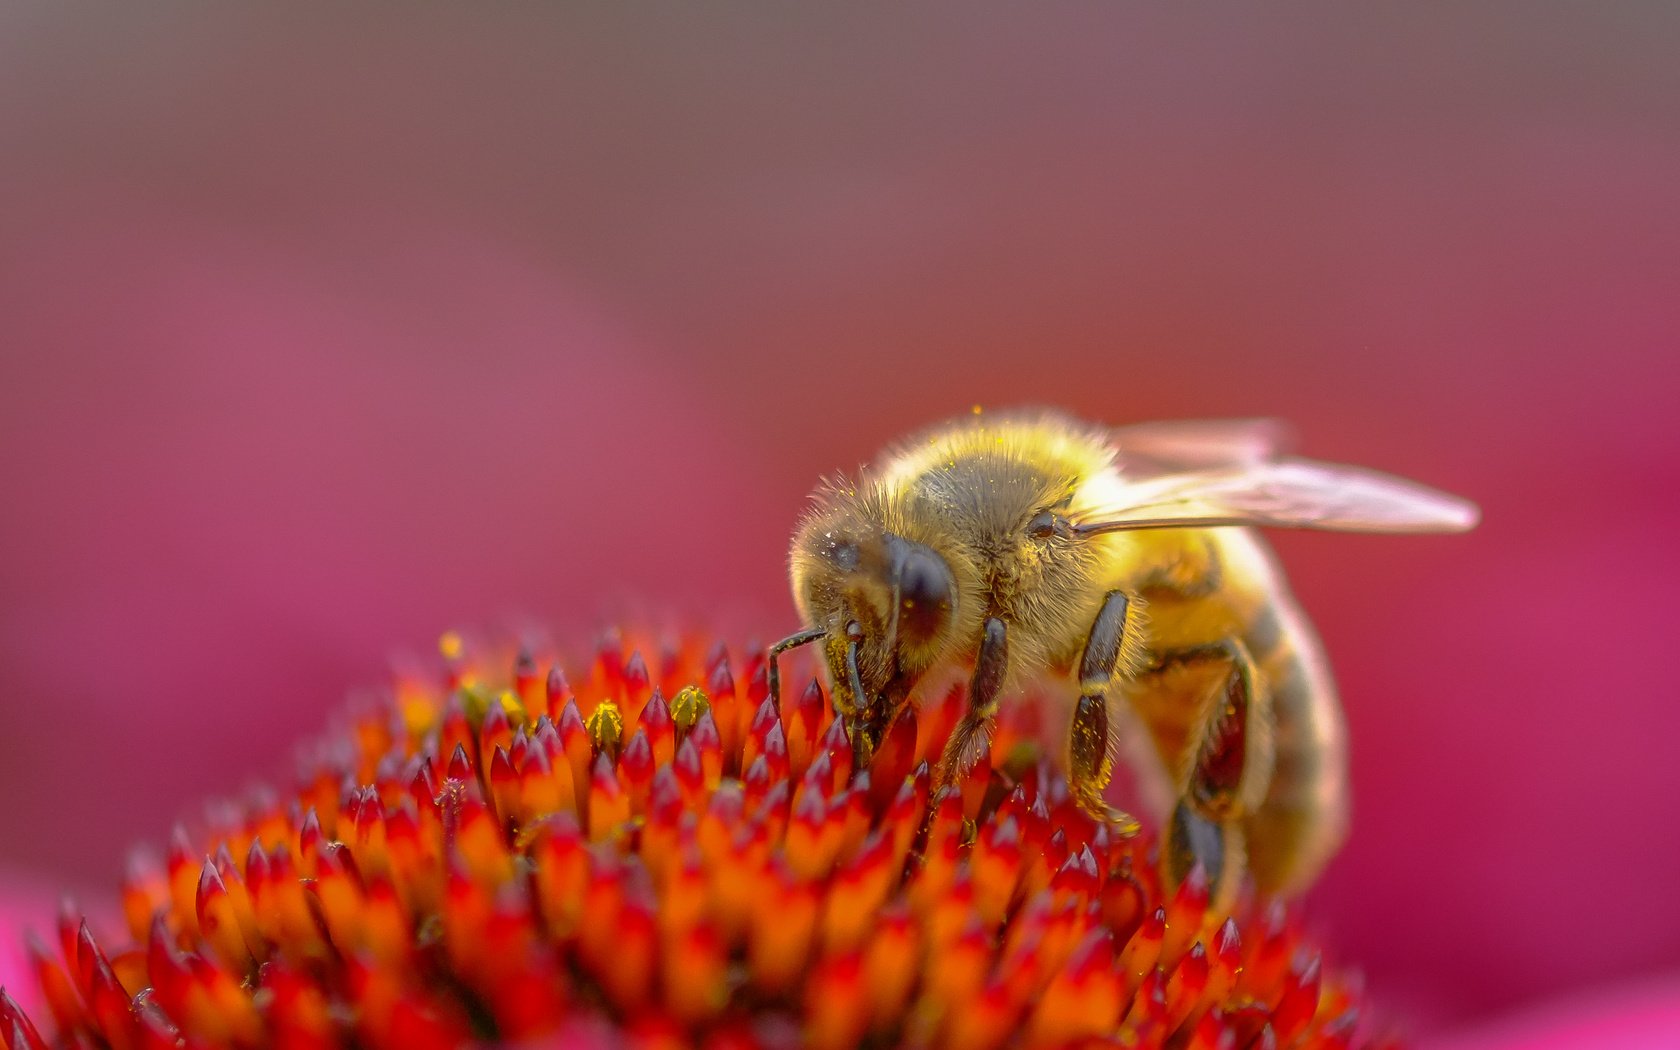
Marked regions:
[2,6,1677,1042]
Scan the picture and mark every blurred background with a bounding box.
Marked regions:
[1,5,1676,1041]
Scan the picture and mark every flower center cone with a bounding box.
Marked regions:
[0,629,1389,1050]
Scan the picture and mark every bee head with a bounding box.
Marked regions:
[790,518,958,713]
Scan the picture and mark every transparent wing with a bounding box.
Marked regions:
[1110,418,1294,477]
[1074,458,1480,535]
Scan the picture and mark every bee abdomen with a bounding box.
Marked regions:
[1243,598,1348,894]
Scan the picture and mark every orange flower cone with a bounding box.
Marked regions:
[0,629,1392,1049]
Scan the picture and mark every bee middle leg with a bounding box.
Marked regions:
[936,616,1008,785]
[1067,590,1144,835]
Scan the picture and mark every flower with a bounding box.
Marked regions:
[0,629,1387,1049]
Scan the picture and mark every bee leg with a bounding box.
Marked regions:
[1067,591,1143,836]
[766,627,826,711]
[1160,637,1271,901]
[848,693,892,770]
[936,617,1008,784]
[818,627,882,770]
[1182,638,1268,823]
[1166,800,1246,904]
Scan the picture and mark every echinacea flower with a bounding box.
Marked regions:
[1,629,1387,1049]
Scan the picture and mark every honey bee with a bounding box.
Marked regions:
[770,409,1477,899]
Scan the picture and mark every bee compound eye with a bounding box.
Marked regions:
[828,539,860,571]
[894,543,954,645]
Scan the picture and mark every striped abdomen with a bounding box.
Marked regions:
[1240,586,1348,894]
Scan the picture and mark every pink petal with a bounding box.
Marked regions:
[0,870,56,1017]
[1423,974,1680,1050]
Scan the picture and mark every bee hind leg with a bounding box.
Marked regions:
[1167,801,1246,904]
[1067,591,1144,836]
[1159,637,1272,902]
[936,617,1008,785]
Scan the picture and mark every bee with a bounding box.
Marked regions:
[769,409,1477,899]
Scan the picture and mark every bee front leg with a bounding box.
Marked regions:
[1068,591,1144,836]
[1160,637,1272,899]
[936,617,1008,784]
[767,627,826,712]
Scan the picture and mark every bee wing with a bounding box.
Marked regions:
[1110,418,1294,476]
[1074,458,1480,535]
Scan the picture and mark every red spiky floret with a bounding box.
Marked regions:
[2,629,1389,1048]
